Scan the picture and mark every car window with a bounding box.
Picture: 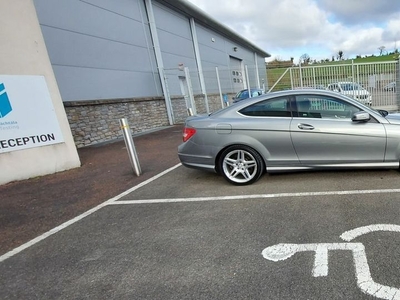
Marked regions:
[239,97,291,117]
[294,95,362,119]
[341,83,363,91]
[239,90,248,99]
[341,83,352,91]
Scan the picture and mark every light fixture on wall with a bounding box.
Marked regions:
[233,47,238,52]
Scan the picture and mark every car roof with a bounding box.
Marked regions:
[212,89,381,119]
[337,82,360,84]
[231,89,365,107]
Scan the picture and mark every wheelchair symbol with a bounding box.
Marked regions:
[262,224,400,300]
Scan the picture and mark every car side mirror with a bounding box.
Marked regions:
[378,109,388,117]
[352,111,370,122]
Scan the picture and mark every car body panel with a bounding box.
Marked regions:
[385,113,400,124]
[290,118,386,163]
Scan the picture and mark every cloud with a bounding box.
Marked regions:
[187,0,400,62]
[318,0,398,25]
[382,16,400,44]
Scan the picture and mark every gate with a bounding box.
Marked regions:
[268,60,400,111]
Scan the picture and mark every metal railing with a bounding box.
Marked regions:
[268,60,400,111]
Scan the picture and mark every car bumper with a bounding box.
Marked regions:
[178,152,216,171]
[178,141,217,171]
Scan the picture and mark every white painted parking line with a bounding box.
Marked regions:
[1,169,399,264]
[110,188,400,205]
[0,164,182,263]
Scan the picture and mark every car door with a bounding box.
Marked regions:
[290,94,386,164]
[238,96,299,166]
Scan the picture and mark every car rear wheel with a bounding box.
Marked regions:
[219,145,264,185]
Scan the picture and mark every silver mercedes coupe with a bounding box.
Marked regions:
[178,89,400,185]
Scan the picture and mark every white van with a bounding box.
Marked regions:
[327,82,372,105]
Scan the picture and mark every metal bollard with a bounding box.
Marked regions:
[187,108,193,116]
[119,118,142,176]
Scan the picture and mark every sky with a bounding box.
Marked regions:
[185,0,400,63]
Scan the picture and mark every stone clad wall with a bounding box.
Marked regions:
[64,98,169,148]
[64,93,236,148]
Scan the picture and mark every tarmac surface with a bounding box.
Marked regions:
[2,124,400,299]
[0,125,183,256]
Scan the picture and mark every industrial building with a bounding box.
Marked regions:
[33,0,271,147]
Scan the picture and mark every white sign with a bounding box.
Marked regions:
[262,224,400,300]
[0,75,64,153]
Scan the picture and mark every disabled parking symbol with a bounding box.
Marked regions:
[262,224,400,300]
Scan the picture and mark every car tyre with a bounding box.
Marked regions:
[219,145,264,185]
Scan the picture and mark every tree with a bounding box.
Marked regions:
[299,53,311,65]
[337,50,344,60]
[378,46,386,56]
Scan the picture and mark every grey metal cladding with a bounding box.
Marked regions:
[159,0,270,58]
[153,2,192,39]
[34,0,161,101]
[153,3,196,69]
[79,0,141,18]
[53,66,159,101]
[40,27,153,72]
[33,0,269,102]
[34,0,143,43]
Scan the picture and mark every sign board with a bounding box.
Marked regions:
[0,75,64,153]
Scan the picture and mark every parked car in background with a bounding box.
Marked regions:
[327,82,372,105]
[313,84,326,90]
[383,82,396,92]
[178,89,400,185]
[232,88,264,103]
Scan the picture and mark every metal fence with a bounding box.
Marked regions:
[268,60,400,111]
[163,60,400,124]
[163,64,265,123]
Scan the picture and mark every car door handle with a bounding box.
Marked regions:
[298,123,314,130]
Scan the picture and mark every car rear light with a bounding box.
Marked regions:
[183,127,196,142]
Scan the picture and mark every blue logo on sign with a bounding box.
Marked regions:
[0,83,12,118]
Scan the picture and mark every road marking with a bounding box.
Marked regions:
[0,163,182,263]
[262,224,400,300]
[110,188,400,205]
[1,176,399,264]
[341,224,400,241]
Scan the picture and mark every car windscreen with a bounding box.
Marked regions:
[342,83,362,91]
